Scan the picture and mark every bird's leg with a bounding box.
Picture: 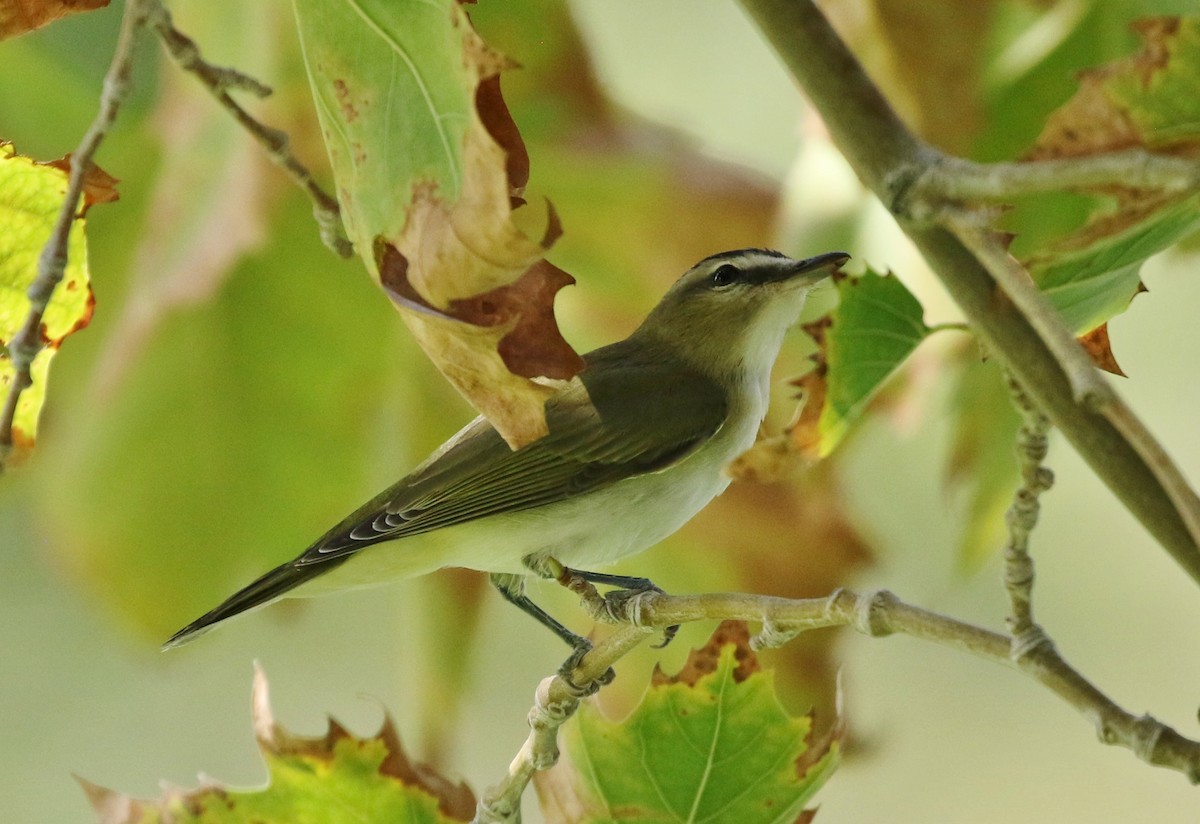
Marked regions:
[489,572,613,689]
[531,558,680,650]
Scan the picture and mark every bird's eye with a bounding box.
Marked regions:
[711,264,739,287]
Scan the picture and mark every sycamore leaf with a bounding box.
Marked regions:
[0,0,108,40]
[0,141,99,465]
[1016,16,1200,339]
[535,621,842,824]
[81,666,475,824]
[294,0,582,448]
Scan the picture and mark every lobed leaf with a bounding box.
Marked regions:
[536,621,841,824]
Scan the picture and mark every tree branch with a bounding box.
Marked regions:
[910,151,1200,208]
[143,1,352,258]
[476,587,1200,820]
[736,0,1200,586]
[0,0,148,470]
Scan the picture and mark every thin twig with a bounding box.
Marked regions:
[910,151,1200,212]
[476,587,1200,820]
[0,0,148,471]
[143,1,352,258]
[1003,374,1054,643]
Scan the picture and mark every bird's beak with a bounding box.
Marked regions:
[790,251,851,280]
[760,251,851,286]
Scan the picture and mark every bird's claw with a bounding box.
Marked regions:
[557,640,615,696]
[603,584,675,648]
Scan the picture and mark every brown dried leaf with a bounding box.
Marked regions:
[650,620,759,687]
[1078,322,1126,376]
[1028,18,1186,160]
[0,0,108,40]
[41,154,119,214]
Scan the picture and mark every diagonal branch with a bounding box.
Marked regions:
[0,0,148,470]
[736,0,1200,586]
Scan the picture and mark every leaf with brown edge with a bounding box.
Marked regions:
[0,0,108,40]
[727,317,829,484]
[535,621,842,824]
[732,270,931,481]
[0,142,99,465]
[1011,17,1200,336]
[80,665,475,823]
[250,664,476,821]
[650,619,760,687]
[295,0,582,448]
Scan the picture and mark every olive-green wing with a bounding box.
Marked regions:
[296,347,728,564]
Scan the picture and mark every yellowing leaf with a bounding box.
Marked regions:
[81,666,475,824]
[0,141,98,465]
[294,0,582,448]
[535,621,842,824]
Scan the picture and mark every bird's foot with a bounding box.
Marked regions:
[603,585,678,649]
[557,639,616,695]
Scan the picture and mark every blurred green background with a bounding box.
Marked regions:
[4,0,1200,821]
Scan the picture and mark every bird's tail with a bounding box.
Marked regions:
[162,559,334,650]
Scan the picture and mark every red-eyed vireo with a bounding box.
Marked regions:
[165,249,849,651]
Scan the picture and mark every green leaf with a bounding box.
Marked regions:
[293,0,471,241]
[0,142,97,464]
[1026,191,1200,334]
[808,270,932,458]
[540,622,840,824]
[293,0,582,448]
[80,667,475,824]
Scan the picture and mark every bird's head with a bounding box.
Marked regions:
[633,248,850,377]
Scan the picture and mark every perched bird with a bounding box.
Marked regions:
[164,248,849,652]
